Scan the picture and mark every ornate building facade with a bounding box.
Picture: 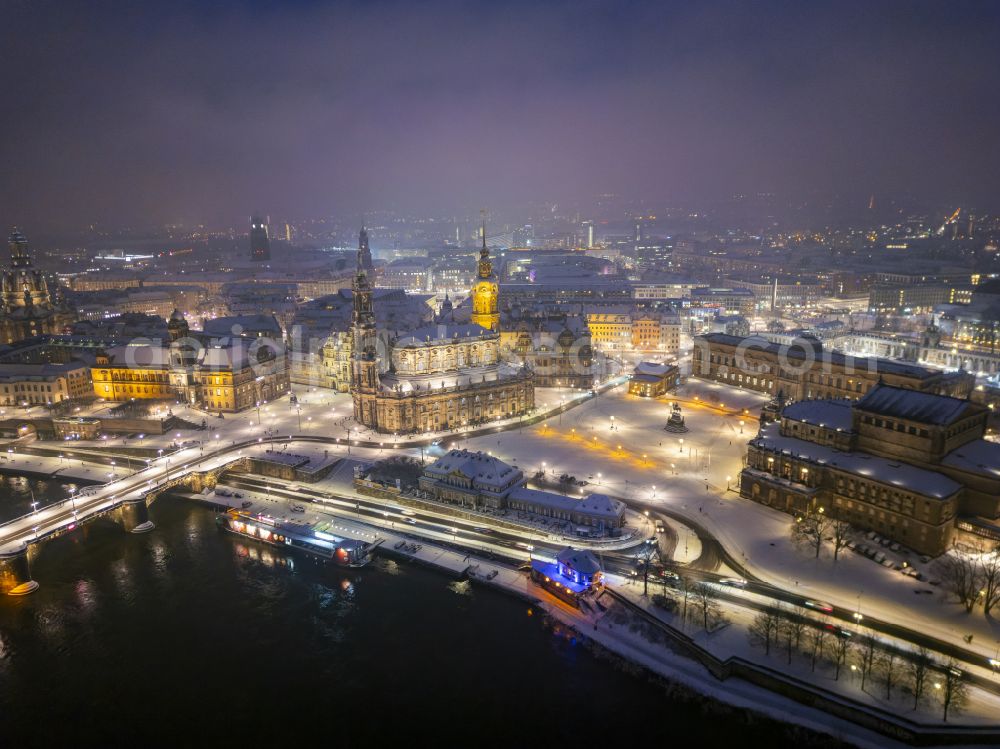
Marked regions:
[499,314,597,389]
[351,229,533,434]
[740,385,1000,555]
[92,340,288,412]
[692,332,975,402]
[0,229,75,344]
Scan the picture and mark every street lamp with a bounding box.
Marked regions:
[679,438,684,454]
[726,475,732,491]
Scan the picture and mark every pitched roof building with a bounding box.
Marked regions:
[741,383,1000,555]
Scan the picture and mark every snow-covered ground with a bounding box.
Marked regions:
[7,378,1000,666]
[614,581,1000,725]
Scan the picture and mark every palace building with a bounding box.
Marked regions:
[740,384,1000,555]
[351,226,533,434]
[417,449,625,533]
[692,332,974,403]
[91,313,289,412]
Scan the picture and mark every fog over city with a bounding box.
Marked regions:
[6,3,1000,747]
[2,0,1000,230]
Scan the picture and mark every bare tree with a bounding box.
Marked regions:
[830,633,854,681]
[638,538,659,596]
[857,633,879,693]
[805,626,827,672]
[692,582,721,631]
[934,549,984,613]
[939,660,968,722]
[791,506,832,559]
[678,574,697,625]
[748,609,783,656]
[781,617,807,664]
[906,647,933,709]
[979,545,1000,616]
[831,519,852,561]
[876,649,899,701]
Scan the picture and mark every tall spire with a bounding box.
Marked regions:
[480,209,488,258]
[358,224,374,272]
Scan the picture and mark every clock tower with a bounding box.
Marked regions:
[470,218,500,331]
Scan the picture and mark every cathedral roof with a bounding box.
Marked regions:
[394,322,494,347]
[855,384,978,426]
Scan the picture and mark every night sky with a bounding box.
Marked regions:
[2,0,999,230]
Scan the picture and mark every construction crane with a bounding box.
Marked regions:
[936,207,961,236]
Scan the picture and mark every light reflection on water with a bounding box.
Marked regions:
[0,491,824,748]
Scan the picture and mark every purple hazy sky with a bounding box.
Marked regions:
[2,0,999,230]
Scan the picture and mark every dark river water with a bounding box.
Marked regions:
[0,479,843,748]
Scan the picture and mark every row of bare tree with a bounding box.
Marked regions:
[749,608,969,721]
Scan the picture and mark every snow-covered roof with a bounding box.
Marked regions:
[856,384,975,426]
[424,449,521,489]
[202,314,282,338]
[633,361,675,377]
[379,362,524,393]
[508,487,625,520]
[577,493,626,519]
[199,345,252,370]
[698,333,942,378]
[0,361,89,379]
[556,547,602,576]
[781,399,854,432]
[753,422,962,499]
[941,439,1000,479]
[101,344,171,369]
[395,323,494,347]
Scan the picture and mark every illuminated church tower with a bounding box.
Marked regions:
[470,217,499,331]
[350,229,380,428]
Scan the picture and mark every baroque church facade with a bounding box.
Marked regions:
[350,226,534,434]
[1,229,75,344]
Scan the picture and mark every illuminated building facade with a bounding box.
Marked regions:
[469,224,499,331]
[741,385,1000,555]
[0,229,76,344]
[92,339,288,412]
[350,230,533,434]
[0,361,92,406]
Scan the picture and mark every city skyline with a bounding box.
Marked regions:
[5,3,1000,746]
